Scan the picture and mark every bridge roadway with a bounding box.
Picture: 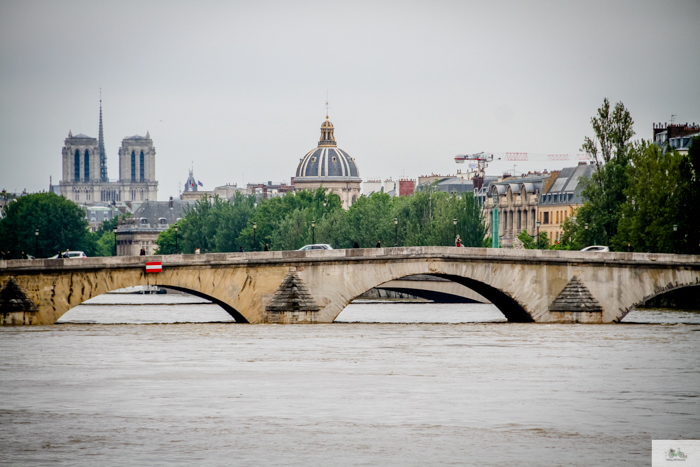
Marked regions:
[1,246,698,325]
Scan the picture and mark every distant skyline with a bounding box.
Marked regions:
[1,0,699,200]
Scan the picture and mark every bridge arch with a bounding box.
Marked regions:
[624,281,700,320]
[1,264,257,325]
[311,256,538,323]
[365,272,533,322]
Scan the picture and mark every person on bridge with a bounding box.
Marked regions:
[376,240,381,248]
[62,249,70,258]
[140,248,146,256]
[353,242,359,248]
[239,247,244,252]
[264,244,269,251]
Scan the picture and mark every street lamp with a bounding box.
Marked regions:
[35,228,39,258]
[174,224,178,254]
[113,226,118,256]
[394,218,398,247]
[536,220,541,249]
[311,220,315,244]
[453,218,457,245]
[253,222,257,251]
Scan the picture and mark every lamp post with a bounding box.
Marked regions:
[174,224,178,254]
[34,228,39,258]
[394,218,398,247]
[536,220,541,249]
[253,222,257,251]
[113,226,118,256]
[311,220,315,244]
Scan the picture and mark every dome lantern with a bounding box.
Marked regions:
[318,116,337,147]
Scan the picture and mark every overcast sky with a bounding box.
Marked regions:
[1,0,699,200]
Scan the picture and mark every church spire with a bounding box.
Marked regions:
[98,90,108,182]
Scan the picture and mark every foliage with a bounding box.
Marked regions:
[154,186,489,253]
[517,230,549,249]
[0,192,95,258]
[615,138,699,254]
[577,98,635,248]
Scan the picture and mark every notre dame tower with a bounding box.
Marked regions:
[59,100,158,204]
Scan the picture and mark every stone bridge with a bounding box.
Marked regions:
[1,247,698,325]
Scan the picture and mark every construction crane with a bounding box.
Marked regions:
[455,151,591,188]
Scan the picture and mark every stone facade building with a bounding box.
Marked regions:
[538,163,595,245]
[59,101,158,205]
[484,173,548,248]
[116,199,193,256]
[293,115,361,209]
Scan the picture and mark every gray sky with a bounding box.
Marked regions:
[1,0,699,200]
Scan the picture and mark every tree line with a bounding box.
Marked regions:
[155,186,488,254]
[0,192,129,258]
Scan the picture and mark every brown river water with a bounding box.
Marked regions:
[1,294,699,466]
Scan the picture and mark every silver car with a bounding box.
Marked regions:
[297,244,333,251]
[580,246,609,252]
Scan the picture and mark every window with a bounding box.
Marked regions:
[140,151,145,182]
[131,151,136,182]
[543,212,549,225]
[74,150,80,181]
[84,150,90,181]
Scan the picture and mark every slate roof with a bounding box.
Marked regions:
[486,174,548,198]
[539,164,595,206]
[120,200,196,232]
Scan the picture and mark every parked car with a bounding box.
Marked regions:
[49,251,88,259]
[580,246,609,252]
[297,244,333,251]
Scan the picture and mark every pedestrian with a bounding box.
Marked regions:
[376,240,381,248]
[239,246,244,252]
[20,251,27,259]
[0,251,5,260]
[140,248,146,256]
[264,243,269,251]
[353,241,359,248]
[62,249,70,258]
[6,250,11,259]
[195,247,201,255]
[627,243,632,252]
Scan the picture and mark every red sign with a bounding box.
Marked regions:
[146,262,162,273]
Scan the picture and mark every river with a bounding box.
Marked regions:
[1,293,699,466]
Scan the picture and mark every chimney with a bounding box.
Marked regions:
[169,196,173,209]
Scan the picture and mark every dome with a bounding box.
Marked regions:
[295,117,360,180]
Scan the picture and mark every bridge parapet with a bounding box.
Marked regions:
[1,247,698,273]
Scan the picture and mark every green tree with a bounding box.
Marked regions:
[676,136,700,254]
[616,139,699,253]
[577,98,635,248]
[0,192,95,258]
[154,225,179,255]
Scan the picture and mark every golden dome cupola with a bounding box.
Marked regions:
[318,116,337,147]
